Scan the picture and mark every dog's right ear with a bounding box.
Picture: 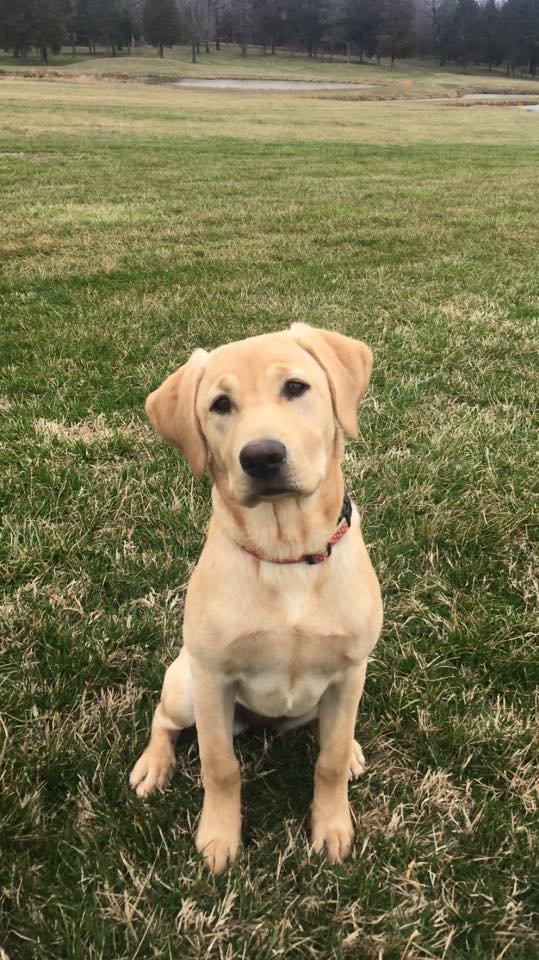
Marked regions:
[290,323,372,438]
[145,349,209,479]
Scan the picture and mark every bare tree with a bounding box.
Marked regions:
[179,0,211,60]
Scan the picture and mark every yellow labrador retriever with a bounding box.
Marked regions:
[130,324,383,874]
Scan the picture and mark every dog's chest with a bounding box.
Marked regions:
[187,534,378,719]
[235,658,335,718]
[214,563,366,718]
[228,617,359,719]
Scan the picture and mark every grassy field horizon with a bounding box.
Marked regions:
[1,73,538,958]
[1,44,539,99]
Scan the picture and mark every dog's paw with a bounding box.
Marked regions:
[195,810,241,875]
[311,810,355,863]
[349,739,366,780]
[129,743,176,798]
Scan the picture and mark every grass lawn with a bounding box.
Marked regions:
[1,76,538,959]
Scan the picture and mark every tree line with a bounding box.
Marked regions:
[0,0,537,76]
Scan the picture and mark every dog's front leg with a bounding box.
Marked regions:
[191,662,241,875]
[311,659,368,863]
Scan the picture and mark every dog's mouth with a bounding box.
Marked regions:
[258,487,299,500]
[244,483,302,505]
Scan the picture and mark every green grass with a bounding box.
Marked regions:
[1,77,538,959]
[1,43,539,98]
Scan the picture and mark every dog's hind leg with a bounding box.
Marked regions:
[309,718,366,780]
[130,647,195,798]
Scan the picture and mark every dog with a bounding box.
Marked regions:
[130,323,383,874]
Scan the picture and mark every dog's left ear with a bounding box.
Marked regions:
[145,349,209,478]
[290,323,372,438]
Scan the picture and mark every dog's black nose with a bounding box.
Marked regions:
[239,439,287,479]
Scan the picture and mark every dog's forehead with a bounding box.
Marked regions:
[203,332,321,386]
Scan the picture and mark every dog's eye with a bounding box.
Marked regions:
[210,395,232,414]
[283,379,310,399]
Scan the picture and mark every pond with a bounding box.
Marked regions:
[173,78,378,91]
[169,79,539,107]
[461,93,539,101]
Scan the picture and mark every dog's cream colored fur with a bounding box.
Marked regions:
[130,324,383,874]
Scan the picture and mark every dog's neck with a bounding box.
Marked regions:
[210,459,346,562]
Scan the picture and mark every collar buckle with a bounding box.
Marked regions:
[338,491,352,528]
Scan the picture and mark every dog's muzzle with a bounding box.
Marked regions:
[239,438,287,481]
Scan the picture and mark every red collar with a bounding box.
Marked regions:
[238,491,352,566]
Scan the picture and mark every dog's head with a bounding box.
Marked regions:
[146,324,372,506]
